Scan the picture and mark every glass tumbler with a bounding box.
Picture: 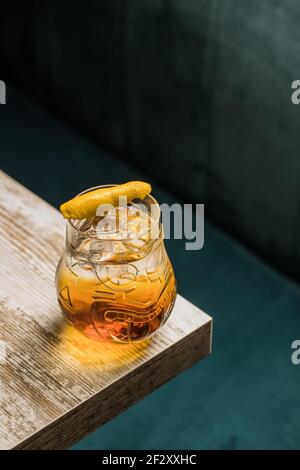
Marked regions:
[55,186,177,343]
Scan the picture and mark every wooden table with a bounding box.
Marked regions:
[0,171,212,450]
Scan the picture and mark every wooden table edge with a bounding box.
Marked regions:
[13,316,212,450]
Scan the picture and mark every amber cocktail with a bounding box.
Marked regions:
[56,186,176,342]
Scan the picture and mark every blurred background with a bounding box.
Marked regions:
[1,0,300,449]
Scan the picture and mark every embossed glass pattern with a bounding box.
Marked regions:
[55,186,177,342]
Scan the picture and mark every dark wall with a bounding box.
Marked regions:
[1,0,300,280]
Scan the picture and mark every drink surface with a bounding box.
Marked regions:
[56,206,176,342]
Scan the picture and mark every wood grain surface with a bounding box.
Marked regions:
[0,170,212,450]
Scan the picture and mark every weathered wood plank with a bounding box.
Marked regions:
[0,170,212,450]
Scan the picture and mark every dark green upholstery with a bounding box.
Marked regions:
[1,89,300,449]
[1,1,300,279]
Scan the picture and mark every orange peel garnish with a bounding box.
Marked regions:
[60,181,152,219]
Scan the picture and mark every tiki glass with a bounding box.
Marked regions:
[56,186,177,342]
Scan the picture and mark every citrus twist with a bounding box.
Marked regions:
[60,181,152,219]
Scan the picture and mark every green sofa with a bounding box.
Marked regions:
[1,0,300,449]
